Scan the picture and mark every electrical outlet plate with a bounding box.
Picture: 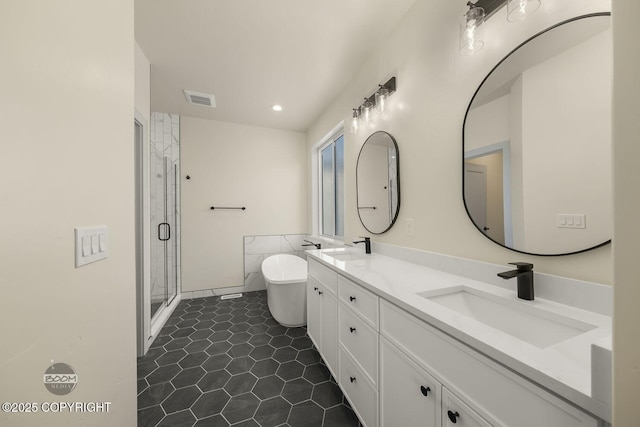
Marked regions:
[406,218,415,236]
[75,226,108,267]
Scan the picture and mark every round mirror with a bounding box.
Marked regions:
[463,13,611,256]
[357,131,400,234]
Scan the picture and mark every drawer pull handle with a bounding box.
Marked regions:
[447,410,460,423]
[349,296,356,302]
[313,287,318,291]
[349,376,356,383]
[420,385,430,396]
[349,327,356,333]
[318,291,323,295]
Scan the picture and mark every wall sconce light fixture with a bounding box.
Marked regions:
[351,77,396,132]
[460,0,542,55]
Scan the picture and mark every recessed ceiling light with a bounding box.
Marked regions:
[272,105,283,112]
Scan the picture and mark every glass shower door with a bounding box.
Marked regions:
[137,112,181,355]
[150,114,179,321]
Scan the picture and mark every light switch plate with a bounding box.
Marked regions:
[75,226,108,267]
[557,214,586,229]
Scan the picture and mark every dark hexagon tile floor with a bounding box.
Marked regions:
[137,290,362,427]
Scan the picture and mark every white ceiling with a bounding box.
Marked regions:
[135,0,417,132]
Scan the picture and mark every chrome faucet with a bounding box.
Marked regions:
[353,237,371,254]
[497,262,534,300]
[302,240,321,250]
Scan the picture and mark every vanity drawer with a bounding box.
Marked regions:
[308,259,337,294]
[380,301,598,427]
[339,346,378,427]
[338,303,378,387]
[338,275,379,330]
[442,387,493,427]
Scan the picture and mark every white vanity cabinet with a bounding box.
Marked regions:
[308,255,603,427]
[307,259,338,376]
[381,337,492,427]
[380,300,599,427]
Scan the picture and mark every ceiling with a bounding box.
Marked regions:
[135,0,417,132]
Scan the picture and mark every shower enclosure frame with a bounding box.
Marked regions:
[135,110,182,357]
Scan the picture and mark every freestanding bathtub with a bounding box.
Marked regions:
[261,254,308,327]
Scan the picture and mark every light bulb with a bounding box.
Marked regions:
[362,100,374,123]
[507,0,540,22]
[460,6,485,56]
[351,109,360,133]
[375,86,390,114]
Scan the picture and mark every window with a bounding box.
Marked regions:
[320,132,344,237]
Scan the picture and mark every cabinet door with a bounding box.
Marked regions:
[442,388,493,427]
[321,287,338,375]
[307,277,322,350]
[380,337,441,427]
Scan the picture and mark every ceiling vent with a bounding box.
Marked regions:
[183,90,216,108]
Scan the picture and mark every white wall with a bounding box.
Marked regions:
[307,0,613,285]
[466,95,511,150]
[181,117,307,292]
[612,0,640,424]
[520,29,611,253]
[135,43,151,120]
[0,1,136,426]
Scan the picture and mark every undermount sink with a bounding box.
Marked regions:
[418,287,597,348]
[322,249,369,262]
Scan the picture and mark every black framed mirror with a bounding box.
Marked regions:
[356,131,400,234]
[463,13,612,256]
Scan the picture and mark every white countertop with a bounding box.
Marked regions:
[306,248,612,422]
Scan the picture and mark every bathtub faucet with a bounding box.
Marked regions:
[302,240,321,250]
[353,237,371,254]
